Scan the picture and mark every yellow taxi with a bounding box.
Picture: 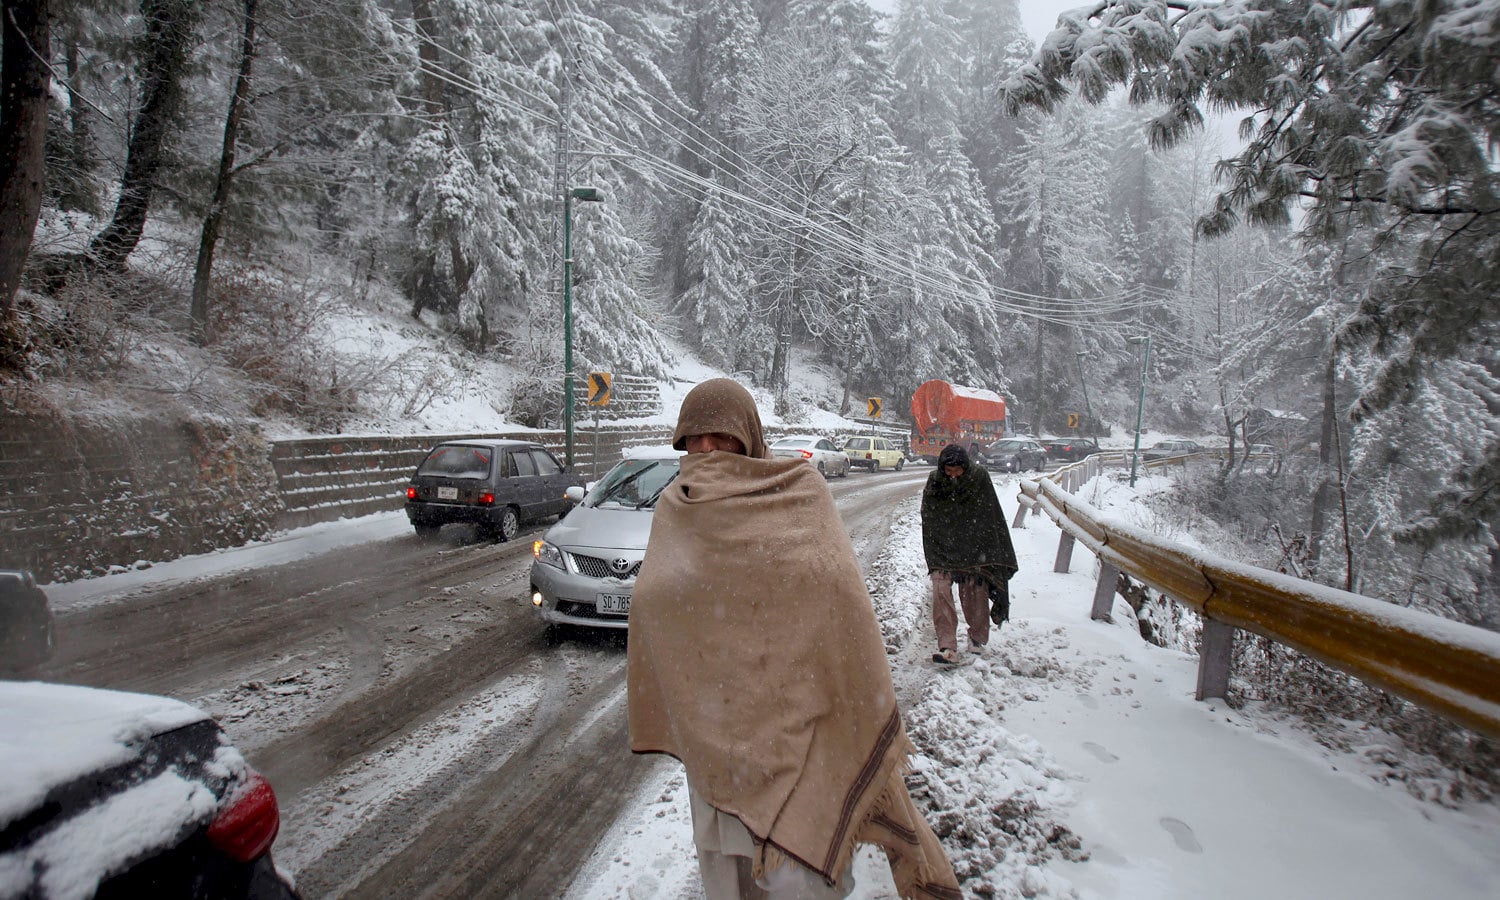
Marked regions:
[840,435,906,472]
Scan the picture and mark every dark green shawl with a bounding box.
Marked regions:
[920,462,1018,587]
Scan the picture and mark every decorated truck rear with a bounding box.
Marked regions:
[909,380,1008,463]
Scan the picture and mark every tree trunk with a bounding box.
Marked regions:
[58,36,98,213]
[90,0,199,270]
[1308,351,1337,573]
[191,0,258,343]
[0,0,50,321]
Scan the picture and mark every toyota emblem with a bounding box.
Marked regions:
[611,557,631,575]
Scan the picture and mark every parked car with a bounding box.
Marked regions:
[1142,439,1204,461]
[1042,437,1102,462]
[530,447,683,630]
[978,437,1048,473]
[404,439,584,541]
[769,435,850,477]
[0,569,54,675]
[0,681,298,899]
[840,435,905,472]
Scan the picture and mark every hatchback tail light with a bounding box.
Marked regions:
[865,452,873,459]
[207,771,281,864]
[406,486,417,500]
[478,492,495,505]
[800,450,813,459]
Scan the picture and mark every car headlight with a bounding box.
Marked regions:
[532,540,565,570]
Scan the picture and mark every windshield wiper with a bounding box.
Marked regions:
[635,471,679,509]
[597,462,659,504]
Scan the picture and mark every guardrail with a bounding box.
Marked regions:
[1014,454,1500,742]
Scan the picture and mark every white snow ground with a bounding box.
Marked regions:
[39,467,1500,899]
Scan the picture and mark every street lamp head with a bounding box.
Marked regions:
[570,187,604,202]
[1126,335,1147,346]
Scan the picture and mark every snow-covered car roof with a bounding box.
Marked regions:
[622,444,684,460]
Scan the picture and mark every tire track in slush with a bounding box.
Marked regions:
[252,606,556,800]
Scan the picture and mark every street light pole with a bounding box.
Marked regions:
[1075,351,1095,441]
[1127,336,1150,487]
[562,186,602,468]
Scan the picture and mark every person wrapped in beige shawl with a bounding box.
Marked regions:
[628,378,960,899]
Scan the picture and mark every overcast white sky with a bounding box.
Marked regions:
[867,0,1081,45]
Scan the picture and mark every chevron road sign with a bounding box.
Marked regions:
[587,372,612,406]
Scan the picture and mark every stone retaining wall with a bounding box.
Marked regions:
[3,410,882,582]
[0,408,282,582]
[269,425,674,531]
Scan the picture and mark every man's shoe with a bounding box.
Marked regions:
[932,648,960,665]
[968,640,986,655]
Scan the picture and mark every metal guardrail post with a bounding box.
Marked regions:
[1091,562,1120,621]
[1197,618,1236,700]
[1054,530,1076,574]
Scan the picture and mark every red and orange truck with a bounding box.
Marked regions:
[909,379,1009,463]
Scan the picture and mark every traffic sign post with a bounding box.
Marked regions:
[1068,412,1080,430]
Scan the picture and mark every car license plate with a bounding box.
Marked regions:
[437,486,458,500]
[597,592,631,614]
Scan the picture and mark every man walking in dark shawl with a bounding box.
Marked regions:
[628,378,960,899]
[921,443,1018,664]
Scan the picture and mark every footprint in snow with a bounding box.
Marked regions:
[1077,693,1099,709]
[1159,817,1203,853]
[1083,741,1118,763]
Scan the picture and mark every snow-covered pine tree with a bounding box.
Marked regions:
[1004,0,1500,550]
[680,184,760,373]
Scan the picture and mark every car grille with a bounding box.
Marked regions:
[567,552,641,579]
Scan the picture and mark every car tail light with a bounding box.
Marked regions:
[406,486,417,500]
[865,452,873,459]
[478,492,495,505]
[207,771,280,864]
[800,450,813,459]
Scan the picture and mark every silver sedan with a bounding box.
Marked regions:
[769,435,850,478]
[529,450,682,630]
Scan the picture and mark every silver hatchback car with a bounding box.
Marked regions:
[529,448,683,630]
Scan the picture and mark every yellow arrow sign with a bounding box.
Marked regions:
[587,372,612,406]
[867,397,882,418]
[1068,413,1080,429]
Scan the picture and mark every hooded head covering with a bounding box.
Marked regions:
[937,443,969,470]
[671,378,771,459]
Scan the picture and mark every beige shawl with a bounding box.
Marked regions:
[628,381,957,898]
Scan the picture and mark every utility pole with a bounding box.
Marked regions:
[1127,336,1150,487]
[1075,351,1095,441]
